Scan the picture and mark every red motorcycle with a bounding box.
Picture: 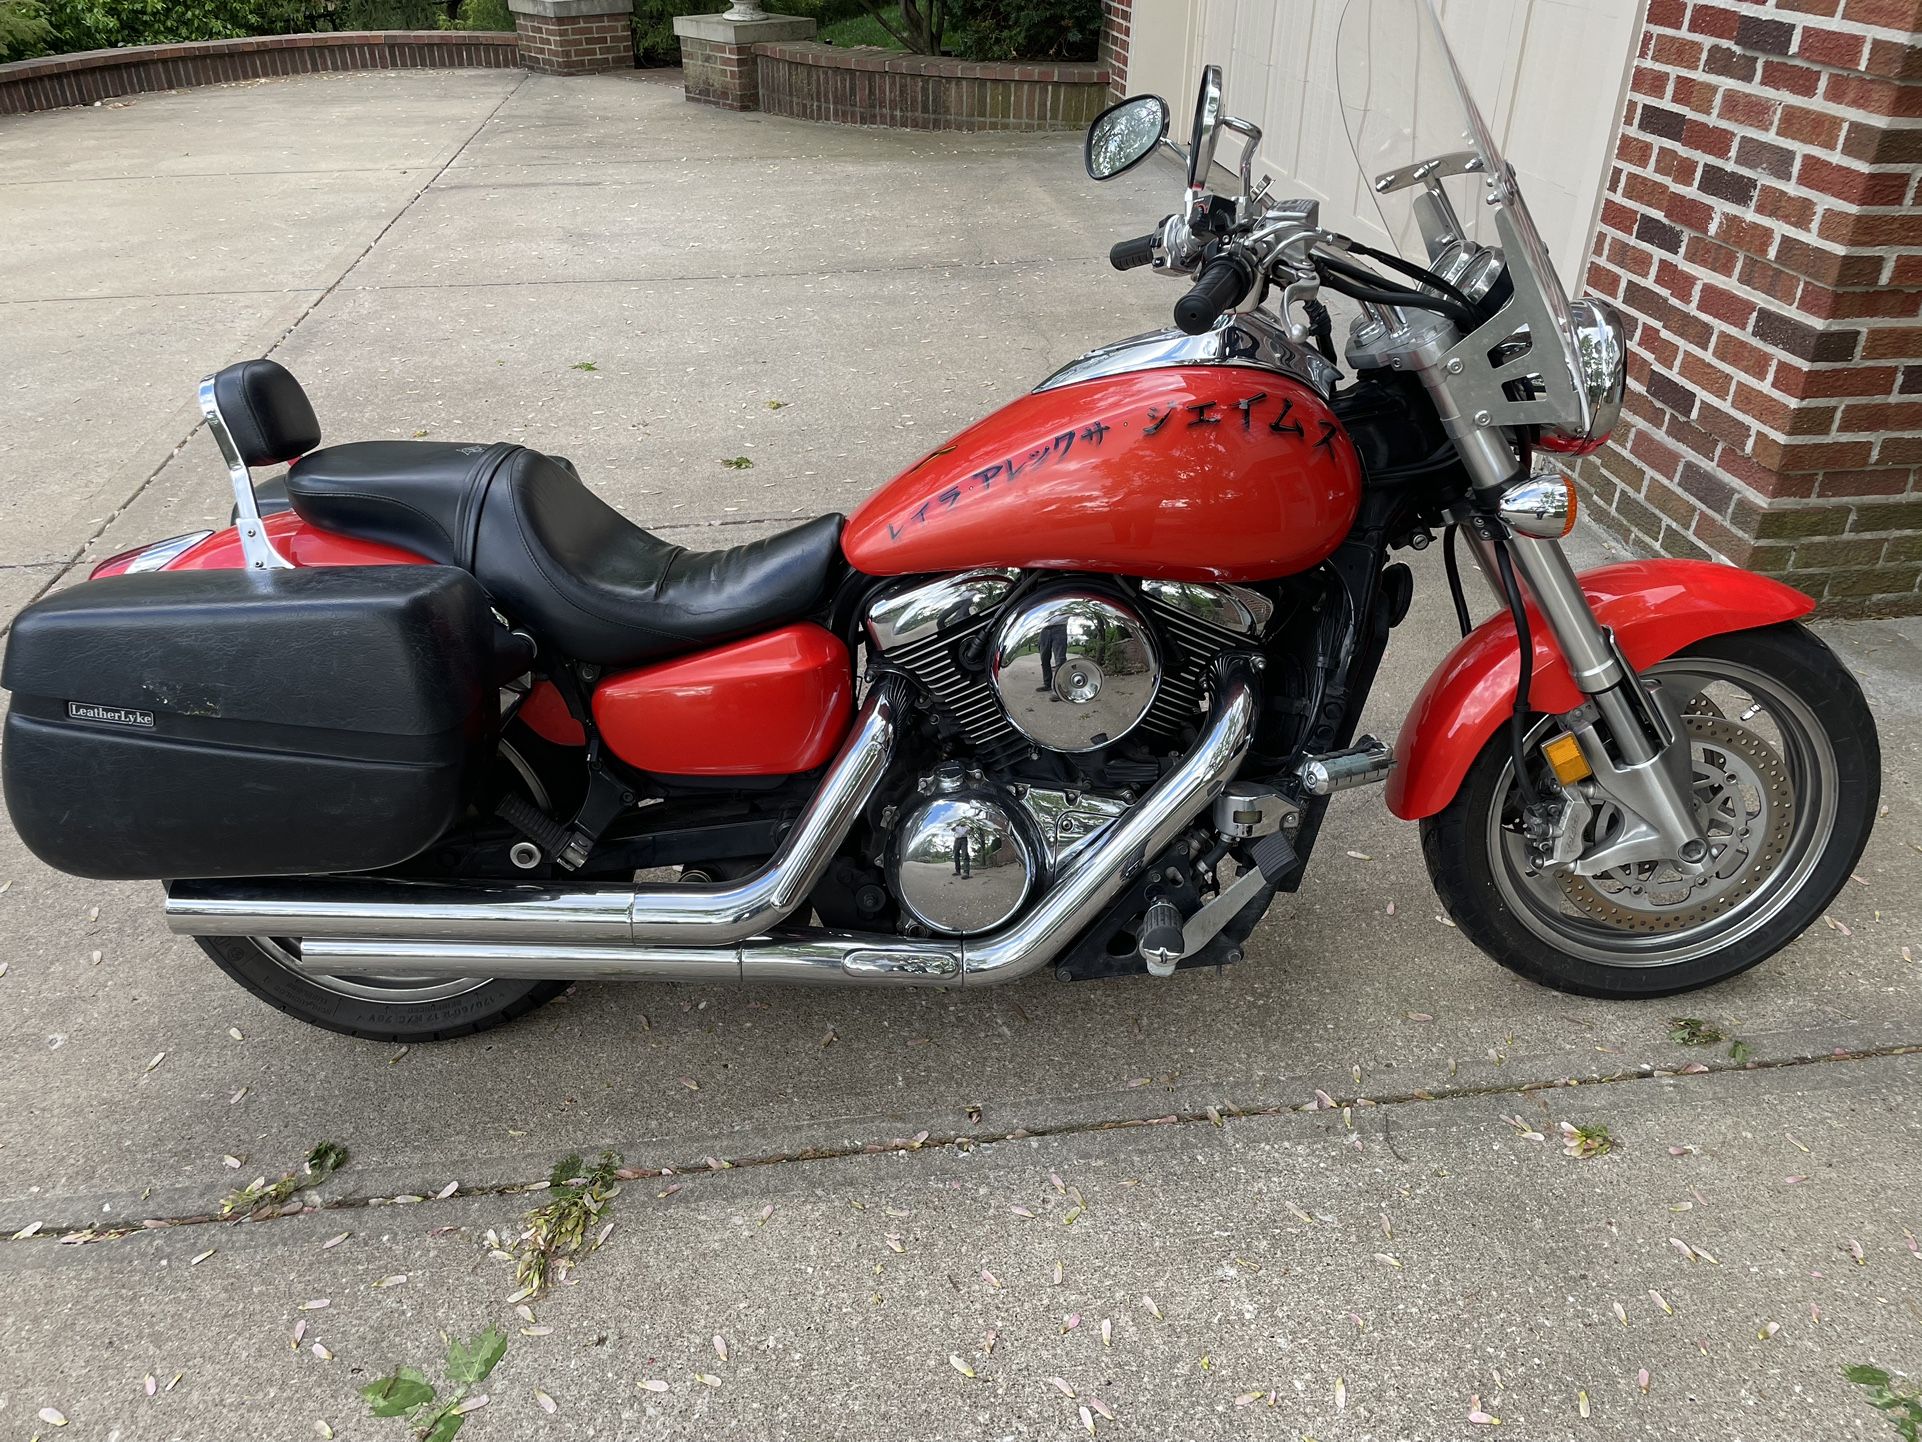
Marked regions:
[2,0,1878,1041]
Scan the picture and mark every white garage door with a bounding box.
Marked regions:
[1122,0,1644,290]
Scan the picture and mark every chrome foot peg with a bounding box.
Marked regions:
[1138,899,1186,978]
[1297,735,1394,795]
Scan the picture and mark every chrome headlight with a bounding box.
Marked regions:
[1538,297,1626,457]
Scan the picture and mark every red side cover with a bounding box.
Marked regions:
[592,623,853,777]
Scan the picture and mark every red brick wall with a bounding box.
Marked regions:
[515,11,630,76]
[1100,0,1132,102]
[0,31,518,114]
[1576,0,1922,616]
[682,36,758,109]
[749,43,1107,131]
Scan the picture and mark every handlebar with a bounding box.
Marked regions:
[1173,250,1255,336]
[1109,233,1159,271]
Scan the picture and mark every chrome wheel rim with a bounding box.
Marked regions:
[252,936,493,1006]
[1487,657,1838,968]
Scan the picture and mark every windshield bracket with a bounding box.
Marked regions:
[1372,150,1484,195]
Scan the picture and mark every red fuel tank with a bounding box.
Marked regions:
[843,366,1361,582]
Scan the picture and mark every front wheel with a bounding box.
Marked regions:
[1422,623,1879,998]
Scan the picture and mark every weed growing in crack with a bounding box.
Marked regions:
[514,1151,622,1296]
[361,1325,507,1441]
[221,1141,349,1219]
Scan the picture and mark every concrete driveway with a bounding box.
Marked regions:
[1,67,1918,1442]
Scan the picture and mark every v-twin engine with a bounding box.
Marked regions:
[863,568,1272,768]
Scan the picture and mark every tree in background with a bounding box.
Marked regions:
[853,0,941,53]
[948,0,1099,62]
[0,0,51,59]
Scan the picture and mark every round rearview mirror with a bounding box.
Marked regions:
[1084,94,1170,181]
[1187,65,1223,191]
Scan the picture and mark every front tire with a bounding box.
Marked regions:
[198,934,567,1041]
[1422,623,1878,999]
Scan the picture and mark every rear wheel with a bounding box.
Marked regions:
[1422,623,1878,998]
[197,935,567,1042]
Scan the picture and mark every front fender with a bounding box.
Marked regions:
[1387,559,1815,821]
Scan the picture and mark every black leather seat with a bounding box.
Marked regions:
[284,440,845,669]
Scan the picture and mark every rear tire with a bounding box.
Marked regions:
[197,934,567,1041]
[1422,623,1878,999]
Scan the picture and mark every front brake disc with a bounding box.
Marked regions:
[1559,715,1794,935]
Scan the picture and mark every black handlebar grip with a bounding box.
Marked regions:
[1109,233,1158,271]
[1174,252,1255,336]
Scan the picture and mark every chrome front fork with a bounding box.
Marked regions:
[1445,423,1708,876]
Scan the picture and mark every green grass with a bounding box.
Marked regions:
[817,11,955,50]
[818,12,904,47]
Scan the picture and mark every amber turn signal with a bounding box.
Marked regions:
[1496,472,1578,539]
[1541,731,1592,786]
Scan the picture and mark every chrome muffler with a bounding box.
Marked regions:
[292,658,1262,989]
[165,680,909,948]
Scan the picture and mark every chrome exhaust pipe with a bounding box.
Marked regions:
[165,680,908,947]
[296,657,1262,988]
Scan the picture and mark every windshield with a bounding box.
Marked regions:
[1335,0,1591,432]
[1335,0,1509,264]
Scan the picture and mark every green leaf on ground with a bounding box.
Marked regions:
[1844,1363,1922,1442]
[445,1327,508,1388]
[360,1369,435,1418]
[570,361,598,371]
[721,456,754,470]
[306,1141,349,1176]
[422,1415,466,1442]
[1668,1017,1724,1046]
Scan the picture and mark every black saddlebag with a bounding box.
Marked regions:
[2,566,496,881]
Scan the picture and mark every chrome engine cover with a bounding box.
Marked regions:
[989,589,1161,753]
[892,764,1034,936]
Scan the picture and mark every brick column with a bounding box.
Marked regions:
[509,0,634,75]
[1100,0,1132,103]
[1575,0,1922,617]
[672,11,814,110]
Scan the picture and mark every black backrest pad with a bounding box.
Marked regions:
[2,565,490,737]
[212,358,321,467]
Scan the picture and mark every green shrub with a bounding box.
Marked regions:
[37,0,448,51]
[948,0,1099,62]
[449,0,508,29]
[633,0,713,65]
[633,0,846,66]
[43,0,299,50]
[329,0,444,27]
[1,0,51,59]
